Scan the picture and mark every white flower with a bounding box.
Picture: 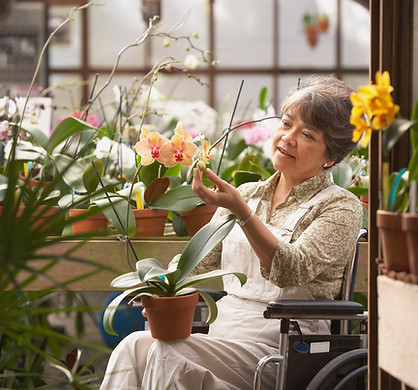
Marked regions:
[4,139,45,161]
[95,137,136,176]
[183,54,200,70]
[0,97,17,118]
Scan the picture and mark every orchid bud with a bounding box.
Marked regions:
[163,38,171,47]
[197,160,207,173]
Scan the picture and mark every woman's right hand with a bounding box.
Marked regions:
[192,168,251,220]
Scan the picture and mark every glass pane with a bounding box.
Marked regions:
[49,6,82,68]
[214,0,274,67]
[48,74,83,126]
[341,0,370,68]
[341,73,370,90]
[215,75,275,127]
[279,0,337,68]
[151,0,210,69]
[89,0,148,68]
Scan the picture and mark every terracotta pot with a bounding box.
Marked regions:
[19,170,52,190]
[0,205,63,235]
[180,205,218,237]
[133,208,168,237]
[360,194,369,211]
[69,209,108,234]
[141,293,199,340]
[401,213,418,275]
[376,210,409,272]
[305,26,318,47]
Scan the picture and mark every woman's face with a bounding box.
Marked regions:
[271,109,332,185]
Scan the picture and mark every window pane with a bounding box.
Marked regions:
[89,0,148,68]
[151,0,210,69]
[341,0,370,68]
[279,0,337,68]
[49,6,82,68]
[214,0,274,67]
[215,75,275,122]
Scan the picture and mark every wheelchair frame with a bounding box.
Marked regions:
[253,228,369,390]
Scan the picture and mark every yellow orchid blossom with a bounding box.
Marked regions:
[174,121,193,142]
[160,133,198,167]
[134,130,170,166]
[350,71,400,147]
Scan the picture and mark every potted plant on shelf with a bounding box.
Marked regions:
[102,213,247,340]
[350,70,418,274]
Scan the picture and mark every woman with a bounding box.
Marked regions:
[100,75,363,390]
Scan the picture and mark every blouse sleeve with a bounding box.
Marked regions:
[260,191,363,288]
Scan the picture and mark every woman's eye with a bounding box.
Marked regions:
[302,132,314,140]
[281,119,290,127]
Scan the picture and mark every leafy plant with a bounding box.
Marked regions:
[103,214,247,335]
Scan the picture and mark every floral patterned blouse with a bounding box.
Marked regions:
[193,169,364,301]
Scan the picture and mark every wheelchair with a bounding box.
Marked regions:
[253,227,369,390]
[192,228,368,389]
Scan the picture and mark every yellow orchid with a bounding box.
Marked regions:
[174,121,193,142]
[160,133,198,167]
[134,128,170,166]
[350,71,400,147]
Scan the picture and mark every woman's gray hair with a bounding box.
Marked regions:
[281,74,356,165]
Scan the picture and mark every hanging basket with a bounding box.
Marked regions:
[141,293,199,340]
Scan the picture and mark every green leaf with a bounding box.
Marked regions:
[383,119,417,155]
[197,290,218,324]
[110,271,142,288]
[347,187,368,196]
[83,160,104,194]
[409,151,418,182]
[94,196,135,236]
[177,214,237,280]
[258,87,268,110]
[238,155,260,172]
[53,154,87,193]
[233,171,262,187]
[135,258,165,280]
[20,124,49,150]
[102,289,137,335]
[47,117,98,153]
[176,269,247,293]
[149,185,203,212]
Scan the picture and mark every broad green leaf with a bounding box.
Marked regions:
[177,214,237,280]
[135,258,165,280]
[94,196,135,236]
[176,269,247,293]
[238,155,260,172]
[20,124,49,150]
[83,160,104,194]
[149,185,203,212]
[53,154,87,193]
[233,171,262,187]
[47,117,98,153]
[383,119,417,155]
[197,290,218,324]
[110,271,142,288]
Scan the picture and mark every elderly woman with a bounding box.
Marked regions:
[100,75,363,390]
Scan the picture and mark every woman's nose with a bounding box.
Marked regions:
[281,131,296,146]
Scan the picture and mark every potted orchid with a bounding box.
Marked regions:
[350,70,418,274]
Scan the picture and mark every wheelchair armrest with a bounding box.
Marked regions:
[263,300,365,320]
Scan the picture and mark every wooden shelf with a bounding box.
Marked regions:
[378,275,418,389]
[15,237,188,292]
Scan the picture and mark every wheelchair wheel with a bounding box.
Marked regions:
[306,348,367,390]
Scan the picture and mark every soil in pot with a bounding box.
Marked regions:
[69,209,108,235]
[133,208,168,237]
[376,210,409,273]
[180,205,218,237]
[401,213,418,276]
[141,293,199,340]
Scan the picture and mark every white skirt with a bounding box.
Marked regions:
[100,295,329,390]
